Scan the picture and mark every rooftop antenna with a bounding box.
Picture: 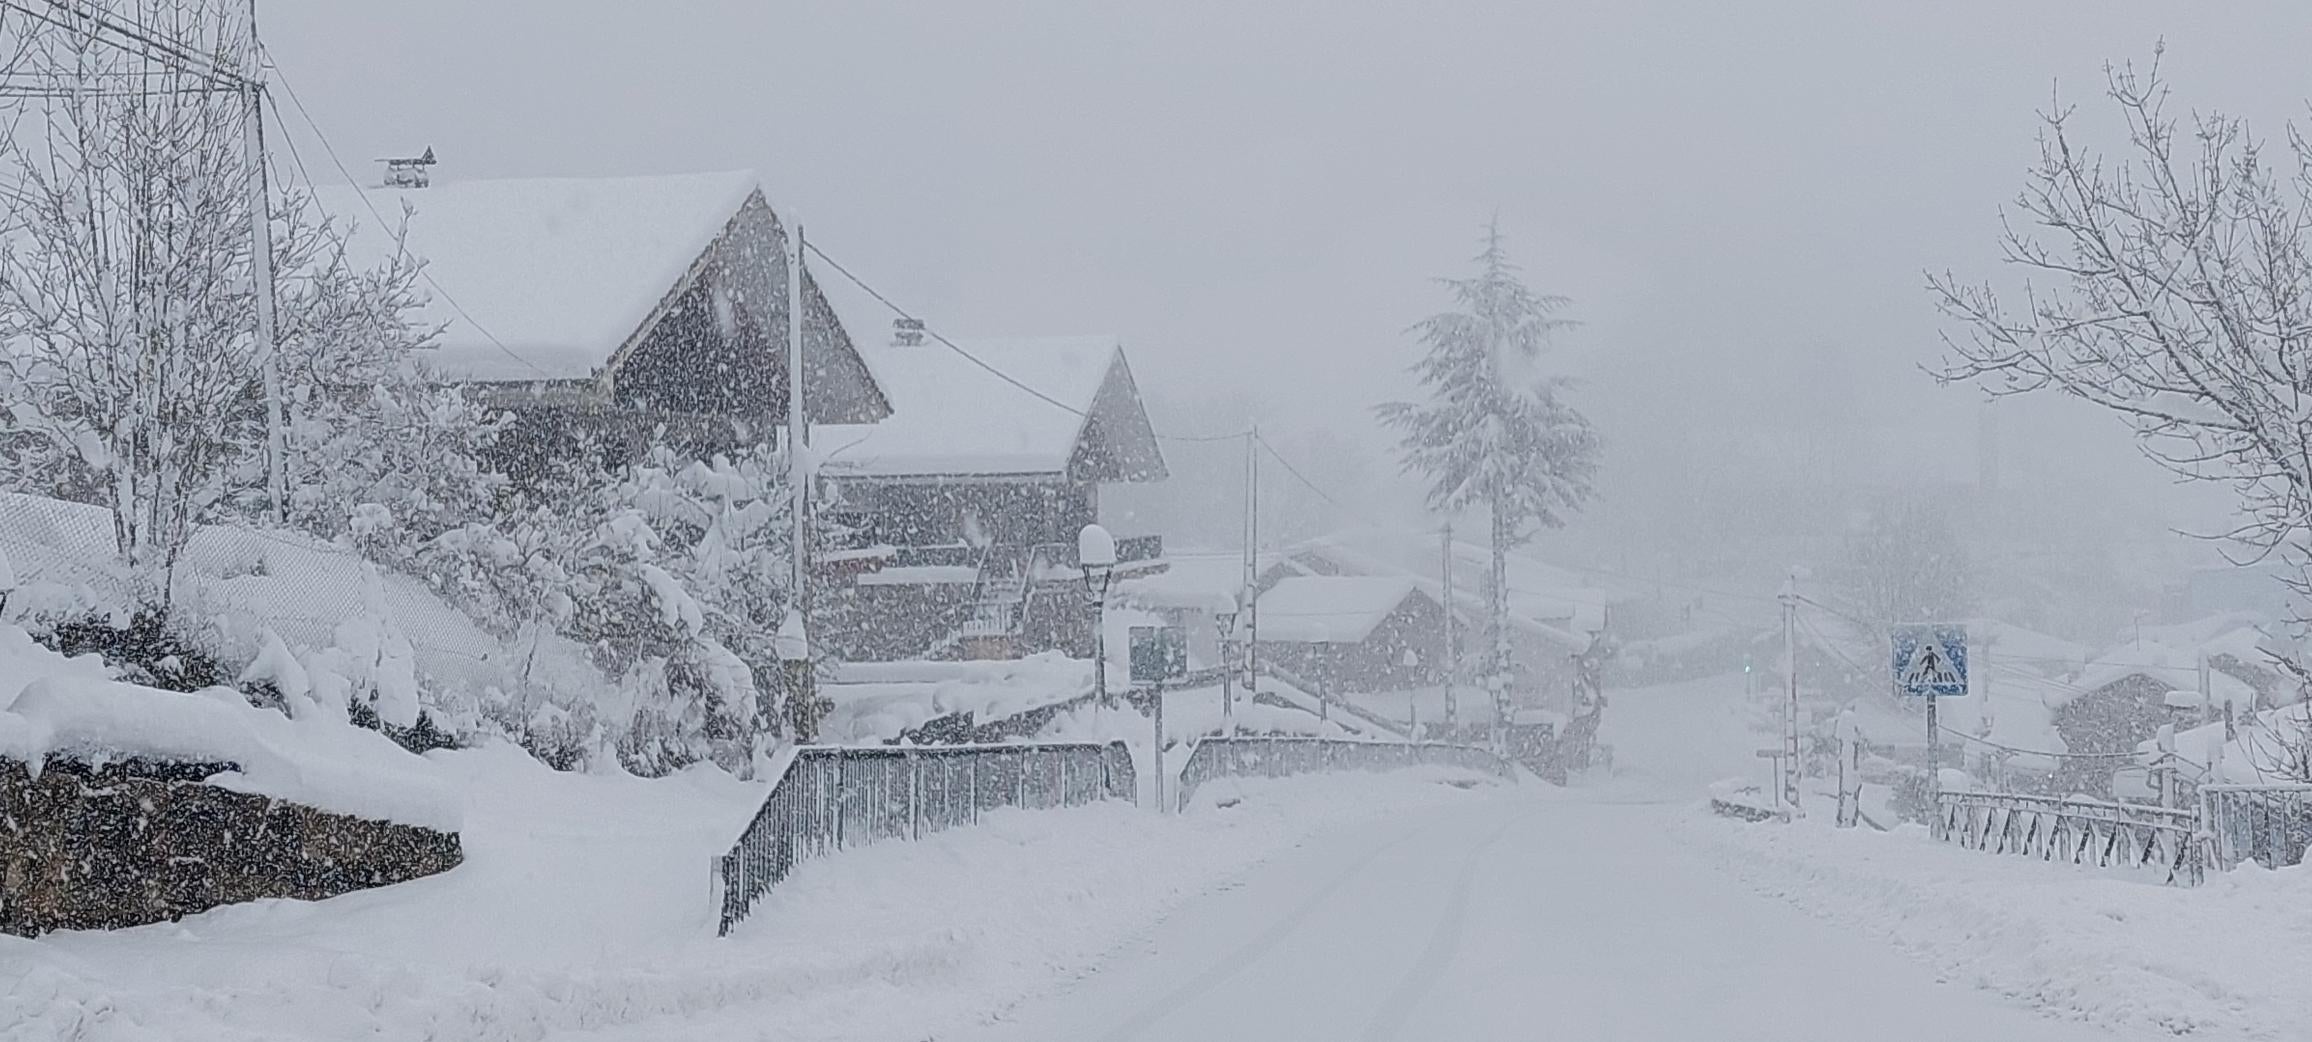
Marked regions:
[379,146,436,188]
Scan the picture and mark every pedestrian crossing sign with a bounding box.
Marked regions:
[1891,624,1967,698]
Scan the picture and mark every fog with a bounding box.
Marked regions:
[263,0,2304,629]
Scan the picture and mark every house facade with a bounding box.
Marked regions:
[1251,576,1448,694]
[812,335,1169,660]
[317,170,890,481]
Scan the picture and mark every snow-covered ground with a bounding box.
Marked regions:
[2,744,1497,1041]
[14,667,2308,1040]
[1698,814,2312,1039]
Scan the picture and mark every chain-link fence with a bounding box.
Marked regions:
[1173,736,1516,810]
[714,740,1136,935]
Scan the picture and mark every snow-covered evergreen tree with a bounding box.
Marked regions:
[1377,224,1600,726]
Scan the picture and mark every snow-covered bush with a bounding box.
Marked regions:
[420,432,795,775]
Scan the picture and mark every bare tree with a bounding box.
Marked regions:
[0,3,444,605]
[1932,50,2312,643]
[0,2,263,595]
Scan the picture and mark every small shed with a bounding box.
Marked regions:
[1252,576,1447,694]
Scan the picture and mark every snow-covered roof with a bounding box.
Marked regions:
[817,336,1163,481]
[1112,551,1261,614]
[2062,640,2257,710]
[1254,576,1423,644]
[313,171,762,383]
[1965,617,2087,675]
[1276,529,1631,651]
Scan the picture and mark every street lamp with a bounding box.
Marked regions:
[1078,523,1117,706]
[1214,592,1240,736]
[776,606,815,741]
[1400,647,1420,740]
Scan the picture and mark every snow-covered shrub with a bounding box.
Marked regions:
[419,432,795,775]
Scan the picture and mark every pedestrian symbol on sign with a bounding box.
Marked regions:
[1891,624,1967,699]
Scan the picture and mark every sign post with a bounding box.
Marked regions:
[1892,623,1968,804]
[1129,625,1189,812]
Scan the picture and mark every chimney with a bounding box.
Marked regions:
[380,146,437,189]
[891,317,925,347]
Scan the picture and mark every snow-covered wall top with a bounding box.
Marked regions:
[0,627,462,831]
[315,171,761,382]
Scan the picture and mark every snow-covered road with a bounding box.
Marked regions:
[943,677,2174,1042]
[951,794,2154,1042]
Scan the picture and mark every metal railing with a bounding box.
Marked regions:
[1934,789,2200,885]
[1173,736,1515,810]
[715,741,1135,935]
[2200,783,2312,872]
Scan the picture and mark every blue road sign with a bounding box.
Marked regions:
[1891,624,1967,698]
[1129,625,1188,684]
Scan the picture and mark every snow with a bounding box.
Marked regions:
[314,171,763,383]
[1252,574,1419,643]
[952,716,2151,1041]
[1112,550,1246,614]
[1699,815,2312,1039]
[0,743,1496,1042]
[852,563,978,586]
[818,653,1091,742]
[816,336,1121,478]
[0,490,607,718]
[1279,529,1608,650]
[0,624,460,830]
[2062,639,2256,710]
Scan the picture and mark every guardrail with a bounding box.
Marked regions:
[1934,789,2200,885]
[2200,783,2312,872]
[1173,736,1515,810]
[714,741,1135,935]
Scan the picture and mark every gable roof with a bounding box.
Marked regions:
[317,171,765,383]
[1254,575,1425,644]
[816,336,1166,481]
[2060,639,2257,710]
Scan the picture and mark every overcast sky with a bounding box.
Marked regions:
[264,1,2310,573]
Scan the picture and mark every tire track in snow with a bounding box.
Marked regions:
[1356,811,1521,1042]
[1088,814,1446,1042]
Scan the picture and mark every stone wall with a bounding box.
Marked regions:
[0,756,462,937]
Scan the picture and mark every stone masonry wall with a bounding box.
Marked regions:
[0,756,461,937]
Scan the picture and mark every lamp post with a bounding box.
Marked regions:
[1214,593,1240,737]
[1078,524,1117,707]
[1401,648,1421,740]
[776,606,814,742]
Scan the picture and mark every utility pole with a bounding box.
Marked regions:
[1244,425,1259,697]
[1440,522,1458,731]
[243,1,285,522]
[1778,572,1803,817]
[785,218,808,595]
[783,216,815,736]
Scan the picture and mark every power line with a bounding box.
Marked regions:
[260,49,550,380]
[800,238,1252,445]
[0,0,241,90]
